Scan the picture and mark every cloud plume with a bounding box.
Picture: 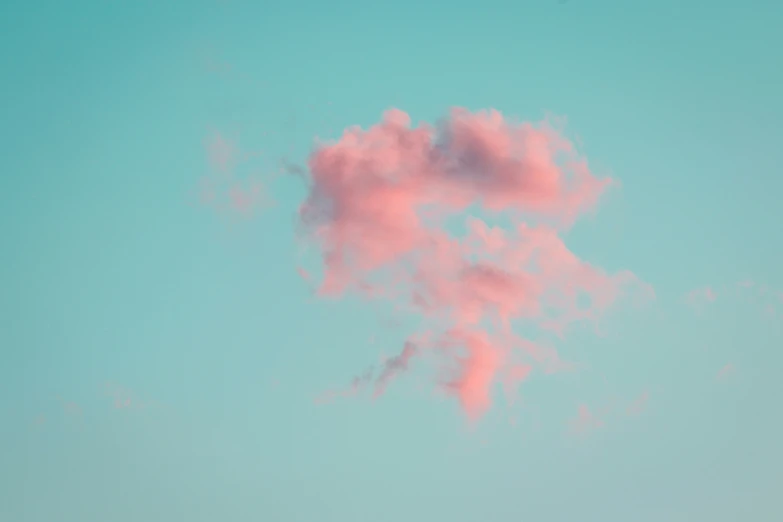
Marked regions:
[297,108,651,419]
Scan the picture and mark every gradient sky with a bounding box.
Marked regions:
[2,0,783,521]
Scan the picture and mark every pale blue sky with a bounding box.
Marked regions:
[2,0,782,521]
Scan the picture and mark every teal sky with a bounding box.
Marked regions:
[2,0,782,521]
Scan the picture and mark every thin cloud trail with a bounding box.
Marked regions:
[683,279,783,319]
[569,404,604,436]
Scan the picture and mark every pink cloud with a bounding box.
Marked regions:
[206,131,238,174]
[731,279,783,318]
[439,329,504,420]
[104,382,146,410]
[301,108,651,420]
[502,363,533,406]
[684,286,717,314]
[626,390,649,416]
[296,266,312,282]
[197,132,271,219]
[569,404,604,435]
[56,396,82,417]
[716,363,735,381]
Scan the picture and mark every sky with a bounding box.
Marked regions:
[2,0,783,521]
